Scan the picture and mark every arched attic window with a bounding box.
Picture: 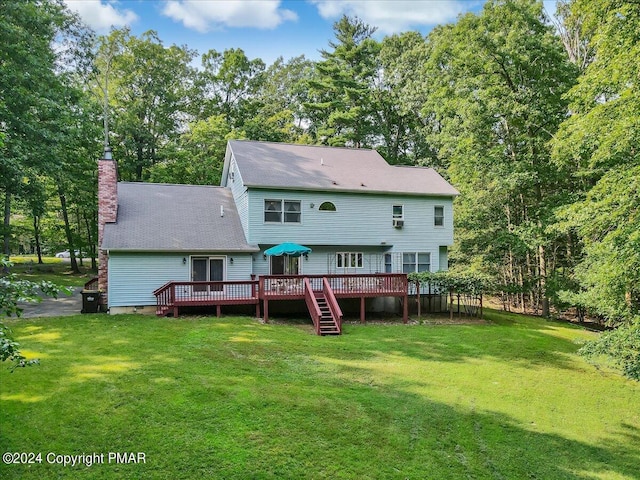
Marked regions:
[319,201,336,211]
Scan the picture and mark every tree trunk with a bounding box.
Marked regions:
[2,191,10,274]
[136,141,144,182]
[75,210,83,267]
[3,190,11,258]
[519,267,526,314]
[84,215,97,271]
[539,243,550,317]
[33,215,43,264]
[526,251,535,313]
[58,187,80,274]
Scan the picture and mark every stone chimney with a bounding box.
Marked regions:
[97,147,117,300]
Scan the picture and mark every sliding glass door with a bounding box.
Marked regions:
[191,257,224,291]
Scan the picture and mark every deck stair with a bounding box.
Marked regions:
[315,293,341,335]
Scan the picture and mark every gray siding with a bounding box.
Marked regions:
[108,252,253,307]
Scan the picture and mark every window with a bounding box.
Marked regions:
[434,206,444,227]
[384,253,392,273]
[402,252,431,273]
[264,200,282,223]
[336,252,363,269]
[264,199,301,223]
[319,201,336,211]
[284,200,301,223]
[393,205,404,220]
[418,253,431,272]
[271,255,300,275]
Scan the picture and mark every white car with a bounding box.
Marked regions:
[55,250,80,258]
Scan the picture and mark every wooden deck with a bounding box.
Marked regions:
[154,273,409,330]
[154,279,260,318]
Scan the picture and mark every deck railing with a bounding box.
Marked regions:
[153,282,175,315]
[154,280,259,316]
[84,277,99,291]
[154,274,408,321]
[323,277,343,333]
[260,273,407,298]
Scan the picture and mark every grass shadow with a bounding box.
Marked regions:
[1,315,637,479]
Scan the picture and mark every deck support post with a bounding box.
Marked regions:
[216,305,221,317]
[416,280,421,318]
[173,306,179,318]
[263,299,269,323]
[450,291,454,321]
[360,297,366,323]
[403,293,408,323]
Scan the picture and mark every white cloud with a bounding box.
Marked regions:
[310,0,475,34]
[161,0,298,32]
[63,0,138,32]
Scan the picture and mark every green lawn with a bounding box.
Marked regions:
[1,311,638,479]
[8,256,94,287]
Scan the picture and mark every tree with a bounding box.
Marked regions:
[0,0,67,256]
[0,0,94,261]
[198,48,265,129]
[101,29,198,181]
[305,15,381,148]
[49,88,103,272]
[21,177,49,263]
[552,0,640,324]
[148,115,236,185]
[414,0,578,315]
[548,0,594,71]
[241,55,315,143]
[376,32,437,165]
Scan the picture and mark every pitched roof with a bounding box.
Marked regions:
[227,140,459,197]
[102,183,257,252]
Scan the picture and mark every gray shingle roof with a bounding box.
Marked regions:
[228,140,459,196]
[102,183,257,252]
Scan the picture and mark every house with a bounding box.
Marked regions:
[98,140,459,330]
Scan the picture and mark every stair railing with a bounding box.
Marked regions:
[304,277,322,335]
[153,281,175,315]
[323,277,343,334]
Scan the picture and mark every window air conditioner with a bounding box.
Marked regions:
[393,219,404,228]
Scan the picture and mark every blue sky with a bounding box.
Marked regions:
[63,0,493,64]
[64,1,557,65]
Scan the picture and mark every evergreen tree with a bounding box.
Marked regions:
[305,16,380,147]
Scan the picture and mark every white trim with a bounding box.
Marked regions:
[336,252,364,270]
[190,255,227,282]
[263,198,302,224]
[392,204,404,220]
[402,252,431,273]
[434,205,445,227]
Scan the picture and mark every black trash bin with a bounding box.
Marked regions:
[81,290,100,313]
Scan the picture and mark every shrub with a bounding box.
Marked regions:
[579,318,640,381]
